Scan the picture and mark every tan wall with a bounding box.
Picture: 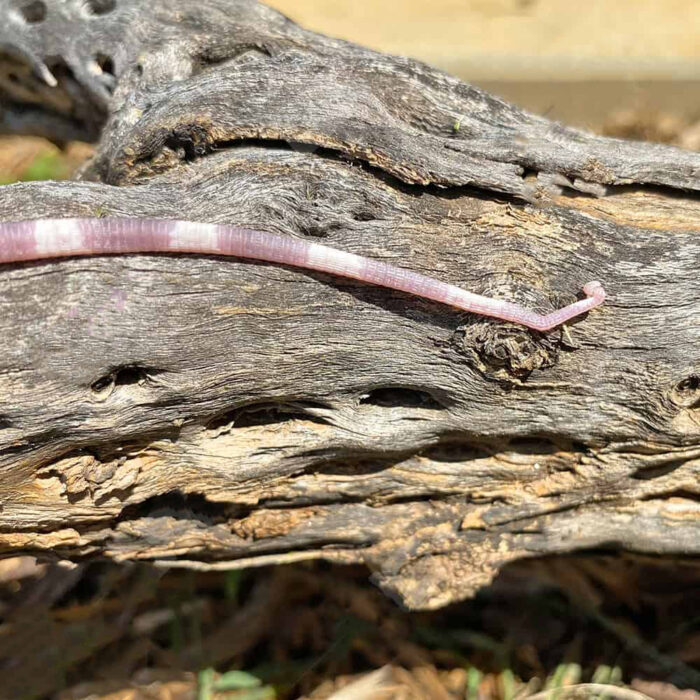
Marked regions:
[266,0,700,79]
[265,1,700,130]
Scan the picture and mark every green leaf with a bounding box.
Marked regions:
[465,666,482,700]
[197,668,215,700]
[213,670,263,691]
[224,569,244,602]
[20,152,67,181]
[499,668,516,700]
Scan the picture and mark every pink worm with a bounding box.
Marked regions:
[0,218,605,331]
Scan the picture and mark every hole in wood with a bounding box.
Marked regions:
[422,442,491,463]
[313,457,398,476]
[631,458,689,481]
[44,55,76,85]
[91,365,159,399]
[83,0,116,15]
[208,401,329,431]
[118,490,231,523]
[193,44,272,75]
[672,375,700,408]
[352,210,377,222]
[506,437,560,455]
[18,0,46,23]
[359,387,444,410]
[94,52,115,77]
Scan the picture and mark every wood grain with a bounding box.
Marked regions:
[0,0,698,609]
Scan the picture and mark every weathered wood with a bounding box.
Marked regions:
[0,0,698,610]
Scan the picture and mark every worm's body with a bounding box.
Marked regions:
[0,218,605,330]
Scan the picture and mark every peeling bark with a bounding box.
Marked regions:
[0,0,698,610]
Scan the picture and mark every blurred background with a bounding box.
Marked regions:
[267,0,700,141]
[2,0,699,183]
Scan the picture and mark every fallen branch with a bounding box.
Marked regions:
[0,0,698,609]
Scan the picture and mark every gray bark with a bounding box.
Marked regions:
[0,0,698,610]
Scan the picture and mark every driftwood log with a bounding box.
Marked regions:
[0,0,698,611]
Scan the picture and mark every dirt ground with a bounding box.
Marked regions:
[2,556,700,699]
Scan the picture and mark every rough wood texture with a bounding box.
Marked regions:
[0,0,699,610]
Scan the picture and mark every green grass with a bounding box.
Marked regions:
[0,148,72,184]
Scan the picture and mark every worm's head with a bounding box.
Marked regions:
[582,281,606,303]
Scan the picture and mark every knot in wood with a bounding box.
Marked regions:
[454,321,560,380]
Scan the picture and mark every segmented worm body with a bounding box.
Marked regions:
[0,218,605,330]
